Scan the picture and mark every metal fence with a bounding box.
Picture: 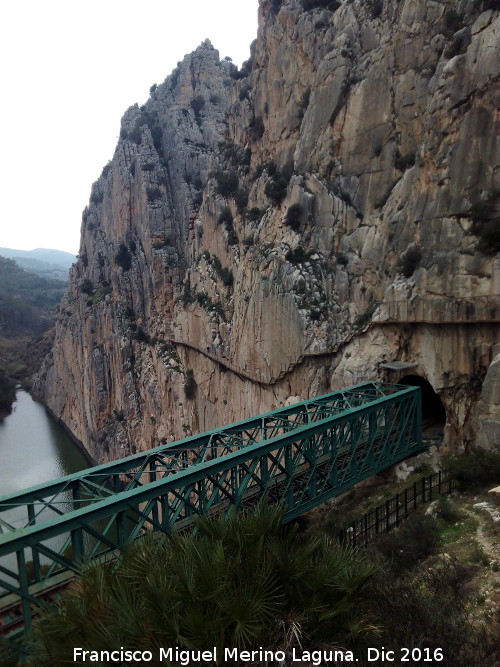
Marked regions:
[337,470,456,547]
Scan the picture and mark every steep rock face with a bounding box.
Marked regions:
[474,352,500,451]
[33,0,499,461]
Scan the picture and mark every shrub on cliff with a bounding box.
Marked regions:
[285,203,303,232]
[218,208,238,245]
[235,188,249,213]
[218,206,233,228]
[147,186,162,203]
[190,95,205,124]
[212,256,234,286]
[286,247,310,264]
[470,192,500,253]
[265,175,288,205]
[249,116,265,142]
[215,170,239,197]
[368,0,383,19]
[264,162,293,206]
[394,149,416,171]
[399,245,422,278]
[0,367,16,417]
[444,448,500,492]
[79,278,94,295]
[184,369,197,399]
[270,0,284,14]
[476,219,500,253]
[302,0,340,11]
[247,207,265,222]
[115,243,132,271]
[134,327,150,344]
[444,9,463,33]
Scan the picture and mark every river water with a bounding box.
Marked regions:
[0,390,90,497]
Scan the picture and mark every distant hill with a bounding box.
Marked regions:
[0,257,67,337]
[0,257,67,417]
[0,247,76,281]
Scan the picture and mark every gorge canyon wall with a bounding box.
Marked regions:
[33,0,500,462]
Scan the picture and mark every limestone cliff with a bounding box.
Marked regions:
[33,0,500,461]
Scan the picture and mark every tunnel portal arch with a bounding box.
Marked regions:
[398,375,446,435]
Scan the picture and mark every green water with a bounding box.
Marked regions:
[0,390,90,496]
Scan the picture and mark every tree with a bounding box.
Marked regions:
[26,503,376,665]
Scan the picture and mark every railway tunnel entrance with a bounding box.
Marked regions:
[399,375,446,437]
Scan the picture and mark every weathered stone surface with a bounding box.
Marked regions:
[474,353,500,451]
[33,0,500,462]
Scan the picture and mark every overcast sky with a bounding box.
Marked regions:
[0,0,259,255]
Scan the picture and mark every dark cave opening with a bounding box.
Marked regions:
[399,375,446,434]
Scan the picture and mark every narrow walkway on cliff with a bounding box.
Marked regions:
[169,295,500,386]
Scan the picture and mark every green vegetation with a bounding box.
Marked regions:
[354,303,377,328]
[100,163,112,180]
[371,513,441,576]
[235,188,249,213]
[270,0,283,14]
[249,115,265,141]
[129,108,163,153]
[444,448,500,492]
[90,190,103,205]
[12,457,500,666]
[314,472,500,667]
[0,257,67,413]
[368,0,383,19]
[115,243,132,271]
[183,368,197,399]
[366,551,494,666]
[444,8,463,33]
[26,503,376,665]
[360,498,499,667]
[0,257,66,332]
[218,142,251,168]
[181,282,196,306]
[190,95,205,124]
[285,203,303,231]
[134,326,151,344]
[147,186,162,203]
[470,192,500,253]
[194,291,226,320]
[302,0,340,10]
[400,245,422,278]
[79,278,94,295]
[214,170,239,197]
[394,149,416,171]
[218,207,238,245]
[264,162,292,205]
[285,247,311,264]
[212,255,234,287]
[218,206,234,228]
[336,252,349,266]
[0,367,16,417]
[246,207,265,222]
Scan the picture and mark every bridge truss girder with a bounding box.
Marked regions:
[0,382,422,644]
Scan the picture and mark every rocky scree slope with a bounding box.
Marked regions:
[33,0,499,462]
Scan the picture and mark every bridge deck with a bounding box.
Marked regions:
[0,381,423,645]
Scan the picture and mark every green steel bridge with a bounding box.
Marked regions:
[0,381,423,648]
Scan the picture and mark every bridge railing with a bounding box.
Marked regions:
[0,382,423,643]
